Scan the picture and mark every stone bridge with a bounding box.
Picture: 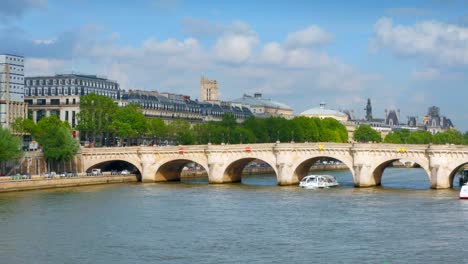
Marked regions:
[79,143,468,189]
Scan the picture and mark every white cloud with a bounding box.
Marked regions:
[285,25,333,48]
[370,17,468,66]
[143,37,201,55]
[33,38,56,45]
[214,29,259,64]
[25,58,67,76]
[19,20,380,117]
[411,68,441,81]
[411,67,465,81]
[259,42,285,64]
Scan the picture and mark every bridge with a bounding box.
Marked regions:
[79,143,468,189]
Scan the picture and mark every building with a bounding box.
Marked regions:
[422,106,454,134]
[231,93,293,118]
[126,89,252,123]
[0,54,28,130]
[200,75,219,103]
[384,109,400,127]
[24,73,121,127]
[299,102,348,122]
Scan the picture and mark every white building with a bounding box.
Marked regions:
[25,73,121,128]
[299,103,348,122]
[231,93,293,118]
[0,54,28,130]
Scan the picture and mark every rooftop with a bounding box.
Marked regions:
[231,93,292,110]
[300,103,347,117]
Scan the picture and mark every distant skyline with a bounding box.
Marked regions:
[1,0,467,129]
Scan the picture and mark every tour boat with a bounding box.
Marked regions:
[299,175,339,189]
[460,184,468,199]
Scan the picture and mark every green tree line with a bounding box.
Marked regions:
[353,124,468,145]
[74,94,349,146]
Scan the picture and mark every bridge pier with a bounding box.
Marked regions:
[429,165,452,189]
[276,162,297,186]
[351,163,381,188]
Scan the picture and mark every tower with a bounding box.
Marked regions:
[365,98,372,121]
[200,75,219,103]
[0,54,28,130]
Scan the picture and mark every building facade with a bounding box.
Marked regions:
[422,106,454,134]
[200,75,219,103]
[126,90,252,123]
[25,74,121,127]
[231,93,293,118]
[0,54,28,130]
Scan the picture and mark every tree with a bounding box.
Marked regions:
[34,115,79,170]
[147,118,168,144]
[0,128,22,164]
[167,120,195,145]
[77,93,118,145]
[353,124,381,143]
[320,118,348,142]
[291,116,320,142]
[432,129,463,145]
[111,103,148,145]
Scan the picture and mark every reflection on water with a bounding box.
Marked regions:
[0,168,467,264]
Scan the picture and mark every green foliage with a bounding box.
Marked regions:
[432,129,463,145]
[320,118,348,142]
[111,103,148,140]
[147,118,168,139]
[353,124,382,143]
[34,115,79,162]
[76,93,118,143]
[167,120,195,145]
[0,128,22,163]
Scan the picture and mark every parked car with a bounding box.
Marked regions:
[121,170,130,175]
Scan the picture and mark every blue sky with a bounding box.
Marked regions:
[1,0,468,130]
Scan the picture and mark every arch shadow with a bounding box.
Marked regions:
[293,156,355,185]
[449,162,468,188]
[155,159,209,182]
[223,158,277,184]
[87,160,142,181]
[372,159,430,189]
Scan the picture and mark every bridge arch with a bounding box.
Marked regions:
[86,159,142,181]
[447,161,468,188]
[291,155,355,185]
[369,157,431,188]
[154,158,209,182]
[222,157,278,184]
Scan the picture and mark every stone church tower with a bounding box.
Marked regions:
[200,75,219,103]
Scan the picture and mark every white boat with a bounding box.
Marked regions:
[299,175,339,189]
[460,184,468,199]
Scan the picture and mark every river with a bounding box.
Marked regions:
[0,168,467,263]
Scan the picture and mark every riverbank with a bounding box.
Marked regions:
[0,175,137,193]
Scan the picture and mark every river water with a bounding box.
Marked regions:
[0,168,467,264]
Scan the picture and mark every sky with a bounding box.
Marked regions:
[1,0,468,130]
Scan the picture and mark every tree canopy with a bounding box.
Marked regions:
[34,116,79,162]
[353,124,382,143]
[0,128,22,163]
